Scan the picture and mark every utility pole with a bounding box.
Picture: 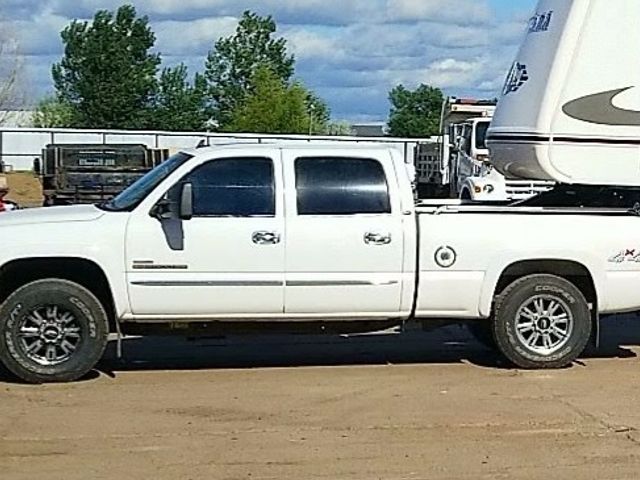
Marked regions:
[308,104,315,136]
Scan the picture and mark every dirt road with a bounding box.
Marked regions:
[5,172,42,207]
[2,316,640,479]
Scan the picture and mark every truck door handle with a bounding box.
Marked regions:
[364,232,392,245]
[252,231,281,245]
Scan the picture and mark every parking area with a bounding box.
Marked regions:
[2,315,640,479]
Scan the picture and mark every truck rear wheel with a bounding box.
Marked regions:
[0,279,109,383]
[492,274,591,369]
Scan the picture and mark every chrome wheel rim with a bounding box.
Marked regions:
[15,305,82,366]
[514,295,574,356]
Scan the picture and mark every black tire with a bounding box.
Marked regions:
[466,322,496,350]
[0,279,109,383]
[492,274,591,369]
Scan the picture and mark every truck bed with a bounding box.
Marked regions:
[414,201,640,321]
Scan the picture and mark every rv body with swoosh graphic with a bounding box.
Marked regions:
[488,0,640,185]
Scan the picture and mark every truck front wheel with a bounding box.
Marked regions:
[492,274,591,369]
[0,279,109,383]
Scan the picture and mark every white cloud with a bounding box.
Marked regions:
[285,29,346,61]
[415,57,490,89]
[385,0,492,24]
[154,16,238,55]
[4,12,68,56]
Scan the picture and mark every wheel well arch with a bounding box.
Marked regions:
[0,257,116,331]
[495,259,597,308]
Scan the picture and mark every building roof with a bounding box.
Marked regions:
[351,123,387,137]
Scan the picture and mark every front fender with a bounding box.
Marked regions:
[0,216,130,317]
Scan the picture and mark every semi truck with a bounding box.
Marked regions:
[0,0,639,383]
[425,97,552,202]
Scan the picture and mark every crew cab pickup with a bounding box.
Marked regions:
[1,143,640,383]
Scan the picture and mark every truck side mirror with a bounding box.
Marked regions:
[179,183,193,220]
[150,198,174,221]
[33,158,41,176]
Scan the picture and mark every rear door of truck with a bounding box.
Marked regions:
[281,148,408,317]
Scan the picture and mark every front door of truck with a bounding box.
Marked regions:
[125,152,285,318]
[282,150,405,317]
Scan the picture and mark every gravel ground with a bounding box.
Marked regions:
[2,315,640,479]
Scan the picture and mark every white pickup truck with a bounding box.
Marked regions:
[1,142,640,383]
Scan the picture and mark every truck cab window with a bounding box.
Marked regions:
[295,157,391,215]
[184,157,275,217]
[475,122,490,150]
[462,126,472,155]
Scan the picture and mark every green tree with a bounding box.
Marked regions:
[306,91,330,134]
[33,96,75,127]
[52,4,160,129]
[225,66,318,134]
[151,64,208,131]
[204,11,295,129]
[387,84,444,138]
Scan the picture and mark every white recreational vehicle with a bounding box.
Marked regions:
[488,0,640,185]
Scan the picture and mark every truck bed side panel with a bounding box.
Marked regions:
[416,211,640,318]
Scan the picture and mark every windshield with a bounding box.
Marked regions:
[99,152,192,212]
[475,121,490,150]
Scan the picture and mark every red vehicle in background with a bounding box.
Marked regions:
[0,179,18,212]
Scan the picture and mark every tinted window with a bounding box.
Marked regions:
[295,157,391,215]
[185,157,275,217]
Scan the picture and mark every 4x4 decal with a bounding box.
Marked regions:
[609,249,640,263]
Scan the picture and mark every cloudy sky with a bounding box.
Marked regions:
[2,0,537,122]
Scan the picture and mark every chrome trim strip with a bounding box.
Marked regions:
[132,265,189,270]
[285,280,399,287]
[131,280,283,287]
[130,280,399,287]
